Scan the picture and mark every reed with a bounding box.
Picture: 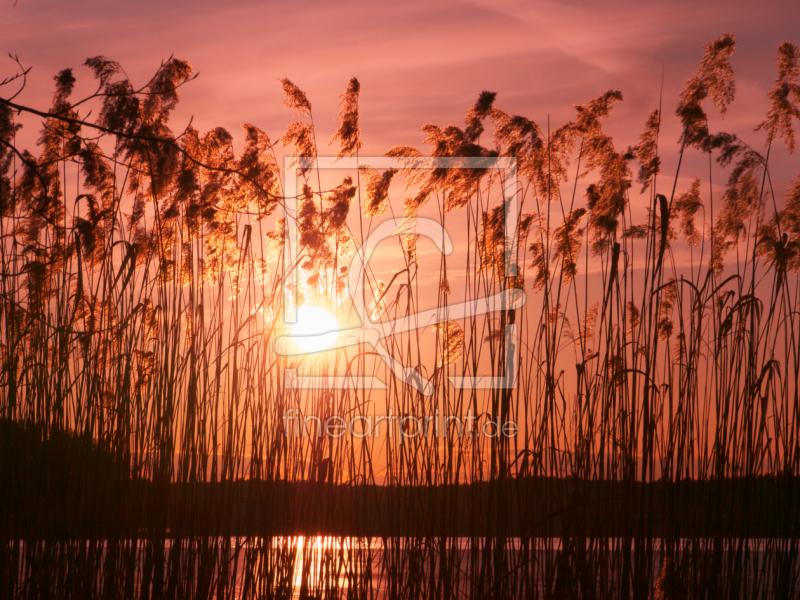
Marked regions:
[0,34,798,599]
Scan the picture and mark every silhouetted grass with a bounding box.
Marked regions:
[0,34,799,599]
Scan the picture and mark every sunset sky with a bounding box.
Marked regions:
[6,0,799,383]
[4,0,800,315]
[5,0,800,176]
[3,0,800,493]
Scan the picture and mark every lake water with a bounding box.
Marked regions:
[4,536,794,599]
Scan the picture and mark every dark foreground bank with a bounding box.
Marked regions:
[1,420,797,539]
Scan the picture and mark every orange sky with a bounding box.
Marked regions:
[4,0,800,181]
[4,0,800,481]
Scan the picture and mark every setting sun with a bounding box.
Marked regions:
[289,305,340,353]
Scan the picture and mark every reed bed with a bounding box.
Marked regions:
[0,33,799,599]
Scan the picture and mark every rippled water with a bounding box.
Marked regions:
[5,536,795,599]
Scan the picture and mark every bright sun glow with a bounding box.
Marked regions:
[290,305,339,353]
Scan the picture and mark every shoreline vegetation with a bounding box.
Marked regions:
[2,419,798,539]
[1,31,800,598]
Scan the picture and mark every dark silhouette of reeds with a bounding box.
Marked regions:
[0,34,799,599]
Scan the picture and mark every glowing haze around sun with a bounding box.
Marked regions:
[290,305,340,353]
